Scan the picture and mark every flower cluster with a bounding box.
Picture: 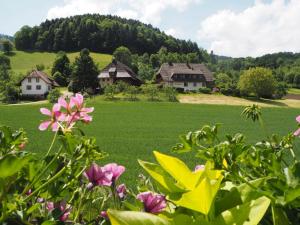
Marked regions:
[46,201,72,222]
[137,192,167,214]
[39,93,94,132]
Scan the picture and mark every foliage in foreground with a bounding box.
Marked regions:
[0,94,299,224]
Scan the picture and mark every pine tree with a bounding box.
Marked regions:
[51,51,71,86]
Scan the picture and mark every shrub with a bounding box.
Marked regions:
[0,81,19,103]
[104,84,117,99]
[36,63,45,71]
[47,88,61,103]
[198,87,211,94]
[53,71,67,86]
[164,86,177,102]
[274,82,288,99]
[125,85,139,101]
[115,81,129,93]
[141,83,159,101]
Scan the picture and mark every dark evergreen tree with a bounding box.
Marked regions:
[51,51,71,86]
[113,46,132,66]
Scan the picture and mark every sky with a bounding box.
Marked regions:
[1,0,300,57]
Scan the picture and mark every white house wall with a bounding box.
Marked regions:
[21,78,51,95]
[165,81,205,91]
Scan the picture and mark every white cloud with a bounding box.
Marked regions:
[47,0,200,26]
[198,0,300,57]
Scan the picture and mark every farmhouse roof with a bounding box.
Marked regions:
[98,60,141,82]
[20,70,59,87]
[157,63,214,82]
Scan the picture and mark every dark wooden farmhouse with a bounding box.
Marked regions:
[155,63,214,91]
[98,60,142,87]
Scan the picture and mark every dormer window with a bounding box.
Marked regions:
[28,78,31,83]
[36,78,40,83]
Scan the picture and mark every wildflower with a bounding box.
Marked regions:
[25,189,32,196]
[39,104,64,131]
[294,115,300,136]
[116,184,127,199]
[102,163,125,183]
[100,211,108,219]
[194,165,205,172]
[46,201,71,222]
[137,192,167,214]
[84,163,113,188]
[18,142,26,150]
[70,94,94,123]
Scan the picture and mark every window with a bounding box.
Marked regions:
[28,78,31,83]
[36,78,40,83]
[36,85,41,90]
[184,82,188,87]
[26,85,32,90]
[48,86,51,91]
[193,82,197,87]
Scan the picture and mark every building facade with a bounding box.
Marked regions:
[155,63,214,91]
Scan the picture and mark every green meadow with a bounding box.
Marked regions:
[6,50,112,75]
[0,100,299,185]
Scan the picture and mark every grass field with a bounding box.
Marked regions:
[0,100,299,186]
[4,50,112,75]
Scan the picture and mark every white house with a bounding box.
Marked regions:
[20,70,59,98]
[155,63,214,92]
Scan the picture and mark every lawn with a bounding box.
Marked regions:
[0,101,299,186]
[5,50,112,75]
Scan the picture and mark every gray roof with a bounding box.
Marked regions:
[157,63,214,82]
[98,60,141,81]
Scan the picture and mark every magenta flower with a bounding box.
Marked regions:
[39,104,64,131]
[294,115,300,136]
[46,201,71,222]
[84,163,113,188]
[102,163,125,183]
[116,184,127,199]
[70,94,94,123]
[100,211,108,219]
[194,164,205,172]
[137,192,167,214]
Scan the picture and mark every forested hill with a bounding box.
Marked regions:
[14,14,200,55]
[0,34,13,41]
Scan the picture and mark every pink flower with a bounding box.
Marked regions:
[84,163,113,188]
[137,192,167,214]
[102,163,125,183]
[100,211,108,219]
[116,184,127,199]
[46,201,71,222]
[194,165,205,172]
[18,142,26,150]
[39,104,65,131]
[70,94,94,123]
[294,115,300,136]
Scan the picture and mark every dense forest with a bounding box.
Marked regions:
[14,14,201,55]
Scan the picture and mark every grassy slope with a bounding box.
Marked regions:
[6,51,112,75]
[0,101,299,185]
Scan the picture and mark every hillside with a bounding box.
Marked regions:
[14,14,200,55]
[5,51,112,75]
[0,34,14,41]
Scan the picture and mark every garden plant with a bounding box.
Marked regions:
[0,95,299,224]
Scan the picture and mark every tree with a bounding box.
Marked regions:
[52,51,71,86]
[113,46,132,67]
[69,49,99,93]
[137,63,155,81]
[215,73,232,88]
[47,88,61,103]
[238,67,277,98]
[164,86,177,102]
[293,74,300,88]
[0,55,11,69]
[141,83,159,101]
[2,40,13,55]
[104,84,117,99]
[125,85,139,101]
[0,65,19,103]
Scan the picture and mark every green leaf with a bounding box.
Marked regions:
[0,154,31,178]
[153,151,202,190]
[213,196,270,225]
[138,160,186,193]
[108,210,172,225]
[41,221,56,225]
[170,175,223,215]
[271,205,290,225]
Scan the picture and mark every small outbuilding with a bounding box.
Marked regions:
[20,70,59,98]
[155,63,214,92]
[98,59,142,87]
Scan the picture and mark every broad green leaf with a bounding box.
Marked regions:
[153,151,203,190]
[285,186,300,203]
[271,205,290,225]
[213,196,270,225]
[108,210,172,225]
[138,160,186,193]
[170,175,223,215]
[0,155,31,178]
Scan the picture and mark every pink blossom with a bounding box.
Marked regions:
[100,211,108,219]
[102,163,125,183]
[116,184,127,199]
[294,115,300,136]
[46,201,71,222]
[18,142,26,150]
[39,104,64,131]
[137,192,167,214]
[70,94,94,123]
[194,165,205,172]
[84,163,113,188]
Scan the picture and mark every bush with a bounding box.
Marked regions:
[47,88,61,103]
[104,84,117,99]
[164,86,177,102]
[36,64,45,71]
[125,85,139,101]
[0,82,19,103]
[115,81,129,93]
[53,71,67,86]
[273,82,288,99]
[198,87,211,94]
[141,83,159,101]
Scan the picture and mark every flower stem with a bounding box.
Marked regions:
[45,131,58,157]
[74,187,87,222]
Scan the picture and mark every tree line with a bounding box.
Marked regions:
[14,14,200,55]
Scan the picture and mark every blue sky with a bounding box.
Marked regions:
[1,0,299,57]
